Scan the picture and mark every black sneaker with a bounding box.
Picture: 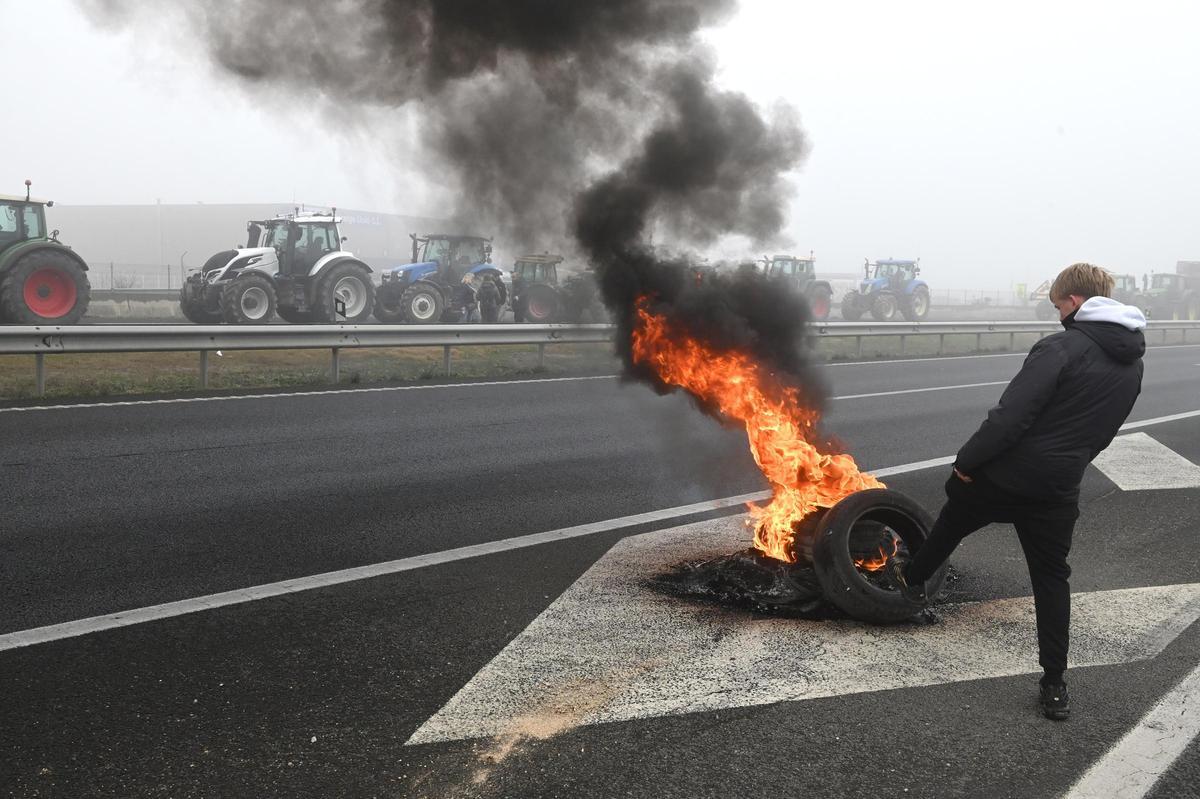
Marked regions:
[1039,680,1070,721]
[887,556,927,605]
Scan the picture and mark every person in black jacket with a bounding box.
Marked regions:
[892,263,1146,721]
[478,274,502,323]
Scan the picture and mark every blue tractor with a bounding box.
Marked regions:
[840,258,930,322]
[374,233,506,323]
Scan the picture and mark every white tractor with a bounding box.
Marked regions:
[180,210,374,324]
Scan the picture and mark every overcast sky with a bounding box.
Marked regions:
[3,0,1197,288]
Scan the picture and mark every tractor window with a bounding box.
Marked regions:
[0,204,18,239]
[768,260,795,277]
[264,223,293,250]
[20,207,43,239]
[451,239,487,267]
[1151,274,1177,290]
[421,238,452,264]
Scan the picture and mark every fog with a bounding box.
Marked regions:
[2,0,1197,289]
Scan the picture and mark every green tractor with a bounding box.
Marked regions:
[0,181,91,324]
[510,254,605,323]
[1138,269,1200,321]
[762,253,833,321]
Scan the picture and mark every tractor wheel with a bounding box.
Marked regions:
[315,263,375,324]
[525,284,560,323]
[0,249,91,325]
[807,285,833,321]
[870,292,898,322]
[276,305,317,323]
[808,488,949,624]
[840,292,863,322]
[903,287,931,322]
[400,281,444,324]
[220,274,276,324]
[179,287,222,324]
[373,284,406,323]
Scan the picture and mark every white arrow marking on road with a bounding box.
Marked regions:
[406,516,1200,746]
[1092,432,1200,491]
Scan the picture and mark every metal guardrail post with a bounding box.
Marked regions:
[443,345,451,376]
[975,332,982,351]
[855,336,863,359]
[331,347,340,384]
[199,350,209,389]
[538,343,546,368]
[899,334,906,356]
[35,353,45,397]
[1009,332,1015,351]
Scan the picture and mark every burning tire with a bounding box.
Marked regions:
[401,281,444,324]
[220,274,276,324]
[806,488,948,623]
[807,284,833,321]
[0,249,91,325]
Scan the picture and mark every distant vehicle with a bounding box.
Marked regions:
[762,253,833,321]
[1138,265,1199,320]
[841,258,930,322]
[180,210,374,324]
[0,181,91,324]
[374,234,505,324]
[510,254,605,323]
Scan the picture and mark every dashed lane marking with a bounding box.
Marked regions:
[0,410,1195,653]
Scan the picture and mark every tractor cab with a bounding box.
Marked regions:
[256,215,343,278]
[864,259,919,291]
[766,255,815,281]
[0,181,92,324]
[511,254,564,323]
[512,254,561,288]
[1149,273,1182,293]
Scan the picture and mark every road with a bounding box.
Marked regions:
[2,343,1199,797]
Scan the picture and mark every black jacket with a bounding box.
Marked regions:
[478,281,501,308]
[955,300,1145,503]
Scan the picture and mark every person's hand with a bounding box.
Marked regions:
[954,467,973,483]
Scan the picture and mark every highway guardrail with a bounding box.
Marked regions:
[1,320,1196,397]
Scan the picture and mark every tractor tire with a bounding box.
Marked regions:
[373,284,406,323]
[524,284,560,323]
[179,287,222,324]
[809,488,949,624]
[314,263,375,324]
[0,249,91,325]
[220,274,276,324]
[276,305,318,323]
[807,284,833,321]
[400,280,445,324]
[903,286,931,322]
[870,292,898,322]
[840,292,863,322]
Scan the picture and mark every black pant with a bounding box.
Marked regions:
[906,473,1077,674]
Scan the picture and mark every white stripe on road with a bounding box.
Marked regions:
[1092,433,1200,490]
[1064,661,1200,799]
[0,409,1195,653]
[833,381,1006,401]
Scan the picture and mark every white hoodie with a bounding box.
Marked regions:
[1074,296,1147,331]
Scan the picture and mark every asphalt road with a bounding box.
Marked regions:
[2,343,1199,798]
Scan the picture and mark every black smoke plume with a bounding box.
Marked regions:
[86,0,824,412]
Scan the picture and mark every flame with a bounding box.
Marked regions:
[631,300,883,562]
[853,532,900,572]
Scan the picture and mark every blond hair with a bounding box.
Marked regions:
[1049,263,1114,302]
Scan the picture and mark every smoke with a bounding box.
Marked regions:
[84,0,824,411]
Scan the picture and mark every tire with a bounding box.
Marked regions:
[314,263,375,323]
[808,488,949,624]
[807,284,833,321]
[0,249,91,325]
[870,292,898,321]
[904,287,930,321]
[220,273,276,324]
[373,283,406,323]
[179,286,222,324]
[524,284,560,323]
[401,280,444,324]
[840,291,863,322]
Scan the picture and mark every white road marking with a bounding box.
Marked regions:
[405,516,1200,745]
[832,380,1006,401]
[0,410,1195,652]
[1064,661,1200,799]
[1093,433,1200,490]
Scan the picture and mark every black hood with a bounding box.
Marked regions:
[1073,321,1145,364]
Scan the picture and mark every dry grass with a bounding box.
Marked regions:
[0,344,621,400]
